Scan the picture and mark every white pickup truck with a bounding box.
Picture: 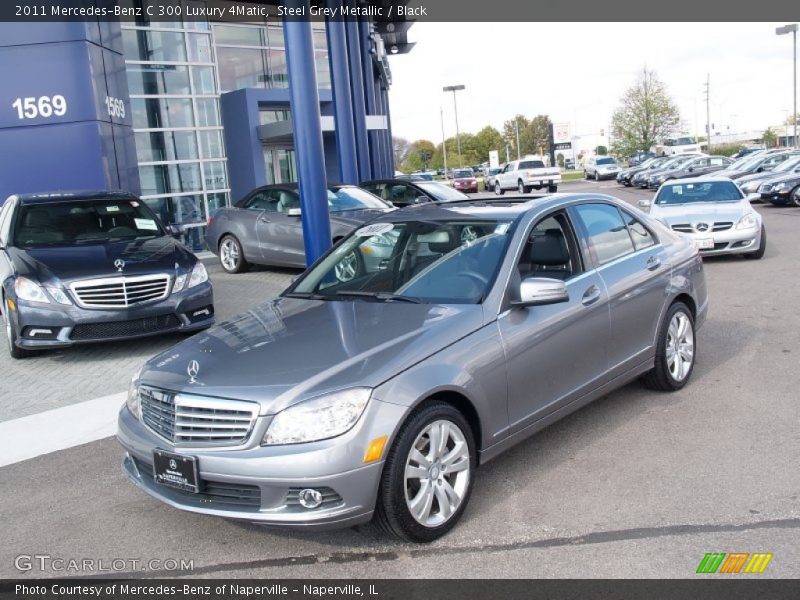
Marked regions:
[493,156,561,195]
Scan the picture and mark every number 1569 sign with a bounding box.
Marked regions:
[12,95,68,120]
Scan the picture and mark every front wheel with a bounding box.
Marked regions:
[594,171,600,181]
[642,302,695,391]
[3,297,34,359]
[494,182,505,196]
[791,187,800,208]
[743,225,766,260]
[374,402,476,542]
[219,235,249,274]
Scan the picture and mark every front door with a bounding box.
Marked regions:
[255,189,306,267]
[497,211,611,432]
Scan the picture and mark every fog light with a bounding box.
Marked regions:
[298,488,323,509]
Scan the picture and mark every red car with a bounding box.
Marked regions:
[451,168,478,193]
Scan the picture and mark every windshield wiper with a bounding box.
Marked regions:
[283,292,331,301]
[335,291,421,304]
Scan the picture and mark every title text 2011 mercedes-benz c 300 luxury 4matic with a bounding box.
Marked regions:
[118,194,708,542]
[0,191,214,358]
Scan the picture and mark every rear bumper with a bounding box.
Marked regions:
[11,282,214,349]
[522,175,562,186]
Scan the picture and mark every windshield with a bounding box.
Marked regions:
[288,218,514,304]
[664,137,694,146]
[729,155,760,170]
[597,157,617,165]
[453,169,474,179]
[328,187,391,212]
[771,155,800,173]
[661,156,695,170]
[655,181,743,205]
[13,198,165,247]
[417,182,468,201]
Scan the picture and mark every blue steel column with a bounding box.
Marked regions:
[359,19,381,178]
[381,83,395,176]
[345,4,371,181]
[326,9,358,184]
[283,1,332,264]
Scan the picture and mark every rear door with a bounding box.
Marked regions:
[570,202,671,377]
[497,210,611,431]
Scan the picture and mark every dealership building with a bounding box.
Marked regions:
[0,1,411,251]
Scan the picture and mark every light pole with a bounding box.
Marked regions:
[439,106,448,175]
[443,84,465,166]
[515,120,521,160]
[776,24,798,147]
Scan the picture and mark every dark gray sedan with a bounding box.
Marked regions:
[0,191,214,358]
[119,193,707,542]
[204,184,393,274]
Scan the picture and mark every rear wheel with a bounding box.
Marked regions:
[219,235,249,274]
[517,180,528,194]
[374,402,476,542]
[642,302,695,391]
[548,184,558,193]
[3,297,34,359]
[743,225,766,260]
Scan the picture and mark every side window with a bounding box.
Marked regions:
[272,190,299,213]
[0,200,15,245]
[709,157,725,166]
[517,211,583,281]
[572,203,636,266]
[243,192,272,211]
[388,184,417,205]
[621,209,656,251]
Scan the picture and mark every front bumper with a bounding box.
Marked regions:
[760,190,793,205]
[453,182,478,192]
[594,171,619,181]
[11,282,214,349]
[117,394,407,529]
[678,227,763,256]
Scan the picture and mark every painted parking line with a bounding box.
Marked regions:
[0,391,125,467]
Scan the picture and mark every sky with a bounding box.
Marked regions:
[387,22,798,147]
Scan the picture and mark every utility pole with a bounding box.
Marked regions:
[443,85,465,167]
[440,106,448,175]
[704,74,711,153]
[776,24,798,147]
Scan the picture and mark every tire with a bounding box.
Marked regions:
[642,302,695,392]
[791,187,800,208]
[594,171,600,181]
[584,170,590,180]
[743,225,766,260]
[494,182,505,196]
[374,401,476,543]
[517,180,529,194]
[3,297,34,359]
[548,185,558,193]
[218,235,249,274]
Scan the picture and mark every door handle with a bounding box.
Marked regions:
[581,285,601,306]
[258,216,271,223]
[646,256,661,271]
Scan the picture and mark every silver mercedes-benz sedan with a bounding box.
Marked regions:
[639,177,766,259]
[118,193,708,542]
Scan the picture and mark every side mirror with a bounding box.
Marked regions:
[166,224,181,237]
[637,199,652,209]
[514,277,569,307]
[287,208,302,217]
[416,195,428,204]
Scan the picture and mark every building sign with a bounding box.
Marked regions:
[553,122,571,144]
[554,142,572,151]
[489,150,499,168]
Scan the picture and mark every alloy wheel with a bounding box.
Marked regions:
[220,238,239,271]
[518,181,525,194]
[666,311,694,382]
[404,419,470,527]
[460,226,479,244]
[334,250,359,282]
[3,300,11,349]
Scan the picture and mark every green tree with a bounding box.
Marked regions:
[519,115,552,156]
[400,139,437,172]
[503,115,530,159]
[762,127,778,148]
[471,126,505,163]
[610,68,680,158]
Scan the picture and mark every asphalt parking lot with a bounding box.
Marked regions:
[2,179,799,578]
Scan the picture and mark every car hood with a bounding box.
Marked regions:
[754,171,800,186]
[139,298,485,414]
[8,236,195,285]
[329,208,393,227]
[650,201,748,225]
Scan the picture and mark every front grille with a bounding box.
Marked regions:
[712,222,733,231]
[139,386,259,447]
[71,274,171,309]
[671,223,693,233]
[70,314,180,340]
[671,222,732,234]
[133,458,261,508]
[285,487,344,509]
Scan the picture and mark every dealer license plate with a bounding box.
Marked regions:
[153,449,199,493]
[694,238,714,250]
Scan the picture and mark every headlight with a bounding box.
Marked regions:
[741,182,759,193]
[126,367,143,419]
[187,261,208,288]
[262,388,371,445]
[773,182,789,192]
[15,277,49,303]
[45,287,72,305]
[735,213,758,230]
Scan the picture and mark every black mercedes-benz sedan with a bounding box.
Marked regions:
[0,191,214,358]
